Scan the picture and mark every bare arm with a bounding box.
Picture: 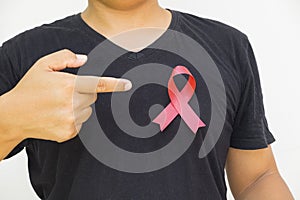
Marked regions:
[226,146,294,200]
[0,92,26,160]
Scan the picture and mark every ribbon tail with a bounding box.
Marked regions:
[198,119,206,128]
[153,104,178,132]
[180,105,206,134]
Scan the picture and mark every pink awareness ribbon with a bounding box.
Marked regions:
[153,65,206,133]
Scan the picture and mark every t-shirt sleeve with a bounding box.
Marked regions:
[0,42,29,159]
[230,37,275,150]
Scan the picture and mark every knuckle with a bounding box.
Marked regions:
[58,49,76,65]
[62,49,75,58]
[57,138,66,143]
[76,124,83,133]
[87,107,93,118]
[70,127,78,138]
[54,78,75,104]
[35,57,47,67]
[59,108,75,125]
[55,120,78,143]
[60,49,72,55]
[65,111,76,125]
[97,79,107,92]
[61,125,77,141]
[64,78,76,93]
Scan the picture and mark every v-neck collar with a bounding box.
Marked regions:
[73,9,179,59]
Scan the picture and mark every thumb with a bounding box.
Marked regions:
[39,49,87,71]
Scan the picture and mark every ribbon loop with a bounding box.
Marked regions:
[153,65,206,134]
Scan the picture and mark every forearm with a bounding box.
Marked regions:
[0,92,25,161]
[237,170,294,200]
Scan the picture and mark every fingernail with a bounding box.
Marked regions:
[121,79,132,91]
[76,54,88,63]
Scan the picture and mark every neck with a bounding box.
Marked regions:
[81,0,171,38]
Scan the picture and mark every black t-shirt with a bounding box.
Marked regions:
[0,9,275,200]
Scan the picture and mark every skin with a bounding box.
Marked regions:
[0,50,132,160]
[81,0,172,38]
[0,0,294,199]
[227,146,293,199]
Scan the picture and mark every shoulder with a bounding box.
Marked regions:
[2,14,79,49]
[1,14,82,76]
[172,10,252,70]
[173,10,250,52]
[175,10,248,40]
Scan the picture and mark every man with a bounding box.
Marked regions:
[0,0,294,199]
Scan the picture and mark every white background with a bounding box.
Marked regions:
[0,0,299,199]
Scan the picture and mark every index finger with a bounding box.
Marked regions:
[75,75,132,94]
